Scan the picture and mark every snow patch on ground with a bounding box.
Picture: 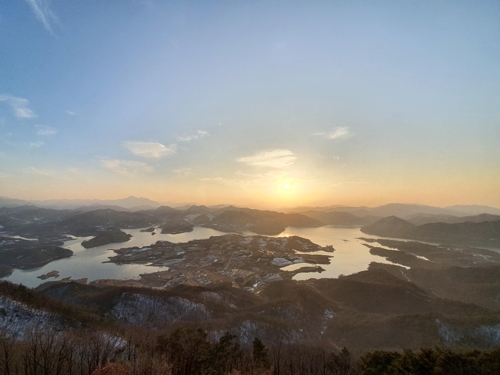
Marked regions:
[436,319,500,348]
[201,291,223,303]
[321,309,336,335]
[240,237,252,245]
[237,320,303,345]
[272,258,292,267]
[185,214,201,221]
[0,296,62,338]
[111,293,211,326]
[261,303,305,322]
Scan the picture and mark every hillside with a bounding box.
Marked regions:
[204,208,323,235]
[0,236,73,274]
[405,213,500,226]
[361,216,415,236]
[297,210,378,225]
[3,279,500,374]
[1,207,158,238]
[33,265,500,351]
[1,204,324,240]
[290,203,500,218]
[370,264,500,311]
[0,205,75,227]
[361,216,500,248]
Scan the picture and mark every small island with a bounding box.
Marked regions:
[37,270,60,280]
[160,221,194,234]
[81,229,132,249]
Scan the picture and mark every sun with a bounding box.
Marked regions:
[284,183,290,190]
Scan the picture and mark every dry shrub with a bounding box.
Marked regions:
[91,362,132,375]
[91,360,173,375]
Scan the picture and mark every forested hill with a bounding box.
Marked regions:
[361,216,500,248]
[0,204,323,239]
[1,280,500,375]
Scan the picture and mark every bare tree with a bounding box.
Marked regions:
[0,328,19,375]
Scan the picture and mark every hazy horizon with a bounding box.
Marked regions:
[3,194,500,213]
[1,1,499,209]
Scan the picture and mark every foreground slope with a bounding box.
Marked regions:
[34,263,500,351]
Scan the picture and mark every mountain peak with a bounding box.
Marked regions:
[361,216,415,237]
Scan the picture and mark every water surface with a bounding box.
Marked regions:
[274,226,399,280]
[4,227,232,288]
[4,225,401,287]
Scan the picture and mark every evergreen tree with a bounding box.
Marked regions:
[252,337,270,372]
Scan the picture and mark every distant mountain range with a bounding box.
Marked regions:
[1,197,500,243]
[296,210,380,226]
[2,197,500,217]
[290,203,500,217]
[0,196,161,211]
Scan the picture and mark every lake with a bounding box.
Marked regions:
[3,226,399,288]
[272,226,400,280]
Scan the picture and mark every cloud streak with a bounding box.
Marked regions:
[100,159,153,177]
[174,168,193,176]
[198,177,239,186]
[25,0,57,33]
[0,95,36,119]
[314,126,350,140]
[27,166,54,177]
[28,141,44,148]
[177,130,209,142]
[123,141,176,158]
[237,149,296,168]
[35,125,57,136]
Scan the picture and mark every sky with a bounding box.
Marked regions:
[0,0,499,209]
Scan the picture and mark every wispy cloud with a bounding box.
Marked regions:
[66,111,76,116]
[27,166,54,177]
[237,170,288,180]
[25,0,58,33]
[0,95,36,119]
[173,168,193,176]
[198,177,239,186]
[314,126,350,140]
[35,124,56,136]
[28,141,44,148]
[177,130,209,142]
[237,149,296,168]
[123,141,177,158]
[101,159,153,177]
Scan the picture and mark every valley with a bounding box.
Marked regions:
[1,199,500,357]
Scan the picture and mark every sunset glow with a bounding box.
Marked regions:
[0,1,499,209]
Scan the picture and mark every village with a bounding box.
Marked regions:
[105,234,334,292]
